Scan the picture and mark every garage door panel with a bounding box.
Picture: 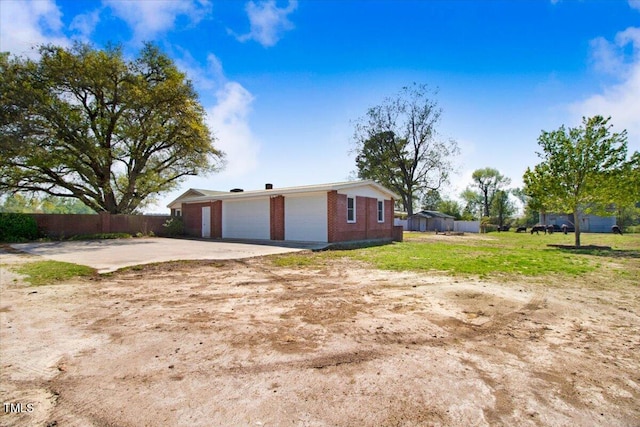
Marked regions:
[222,198,270,239]
[285,194,327,242]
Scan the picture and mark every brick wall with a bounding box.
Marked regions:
[270,196,285,240]
[212,201,222,238]
[327,191,394,243]
[182,201,222,238]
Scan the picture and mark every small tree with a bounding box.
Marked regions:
[491,189,515,229]
[512,187,542,226]
[460,188,483,220]
[523,116,635,247]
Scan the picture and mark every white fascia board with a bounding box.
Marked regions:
[176,180,400,205]
[166,189,208,208]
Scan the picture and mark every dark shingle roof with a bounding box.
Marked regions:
[409,210,455,219]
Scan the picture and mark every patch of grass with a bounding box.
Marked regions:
[271,251,346,268]
[271,232,640,282]
[338,242,594,277]
[13,260,95,286]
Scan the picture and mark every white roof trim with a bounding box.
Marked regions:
[166,180,400,207]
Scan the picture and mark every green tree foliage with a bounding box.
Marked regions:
[460,188,483,220]
[437,198,463,220]
[512,188,540,227]
[0,193,94,214]
[353,83,459,216]
[0,43,223,214]
[491,189,516,229]
[523,116,636,247]
[469,167,511,217]
[421,189,442,211]
[608,151,640,230]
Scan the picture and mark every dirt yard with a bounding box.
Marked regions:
[1,248,639,426]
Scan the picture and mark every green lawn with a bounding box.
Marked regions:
[272,231,640,283]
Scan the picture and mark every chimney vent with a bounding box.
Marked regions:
[230,188,244,193]
[265,183,273,190]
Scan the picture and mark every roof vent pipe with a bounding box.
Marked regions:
[230,188,244,193]
[265,183,273,190]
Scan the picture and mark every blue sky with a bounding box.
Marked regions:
[1,0,639,213]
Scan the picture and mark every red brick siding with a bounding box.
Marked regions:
[182,201,221,238]
[327,191,338,242]
[181,201,222,238]
[212,201,222,238]
[327,192,394,242]
[182,202,202,237]
[270,196,285,240]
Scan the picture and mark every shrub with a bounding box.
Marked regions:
[0,213,39,242]
[625,225,640,234]
[482,224,499,233]
[163,217,184,236]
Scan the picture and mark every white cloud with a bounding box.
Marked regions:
[629,0,640,12]
[70,9,102,42]
[172,48,261,178]
[104,0,212,44]
[0,0,69,57]
[174,50,226,101]
[235,0,297,47]
[572,26,640,147]
[207,82,260,177]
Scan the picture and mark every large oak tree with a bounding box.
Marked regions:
[353,83,459,216]
[0,43,223,214]
[523,116,636,247]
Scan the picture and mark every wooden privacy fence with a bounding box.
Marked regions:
[30,212,171,238]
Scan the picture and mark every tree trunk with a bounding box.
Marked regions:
[574,211,581,247]
[406,196,413,216]
[483,190,490,217]
[403,189,414,216]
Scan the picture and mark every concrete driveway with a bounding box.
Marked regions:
[10,238,324,273]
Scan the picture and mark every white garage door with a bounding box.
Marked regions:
[222,198,270,239]
[285,193,328,242]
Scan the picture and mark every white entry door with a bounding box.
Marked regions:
[202,206,211,238]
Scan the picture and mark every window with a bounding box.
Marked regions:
[347,196,355,222]
[176,209,182,217]
[377,200,384,222]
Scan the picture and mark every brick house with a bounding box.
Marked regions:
[167,180,400,243]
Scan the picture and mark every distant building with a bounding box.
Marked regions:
[407,210,455,232]
[539,212,616,233]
